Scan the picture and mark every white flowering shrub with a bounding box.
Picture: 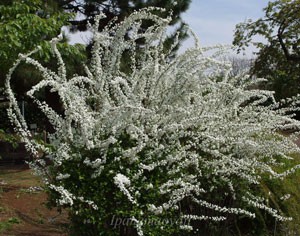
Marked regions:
[5,8,300,236]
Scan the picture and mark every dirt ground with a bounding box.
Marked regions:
[0,165,69,236]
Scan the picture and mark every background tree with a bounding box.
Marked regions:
[0,0,86,130]
[57,0,192,54]
[233,0,300,99]
[0,0,69,81]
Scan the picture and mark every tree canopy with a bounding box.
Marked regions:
[57,0,191,31]
[0,0,70,76]
[57,0,191,54]
[0,0,86,129]
[233,0,300,99]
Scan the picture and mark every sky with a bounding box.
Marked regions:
[181,0,270,56]
[67,0,270,56]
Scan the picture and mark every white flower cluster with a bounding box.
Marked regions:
[5,8,300,235]
[114,173,136,204]
[49,184,98,210]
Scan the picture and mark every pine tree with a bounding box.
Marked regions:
[58,0,191,53]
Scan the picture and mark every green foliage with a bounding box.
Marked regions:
[0,0,87,129]
[47,136,182,236]
[0,0,86,91]
[251,45,300,100]
[260,153,300,235]
[0,129,19,148]
[0,0,72,76]
[233,0,300,99]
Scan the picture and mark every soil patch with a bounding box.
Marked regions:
[0,165,69,236]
